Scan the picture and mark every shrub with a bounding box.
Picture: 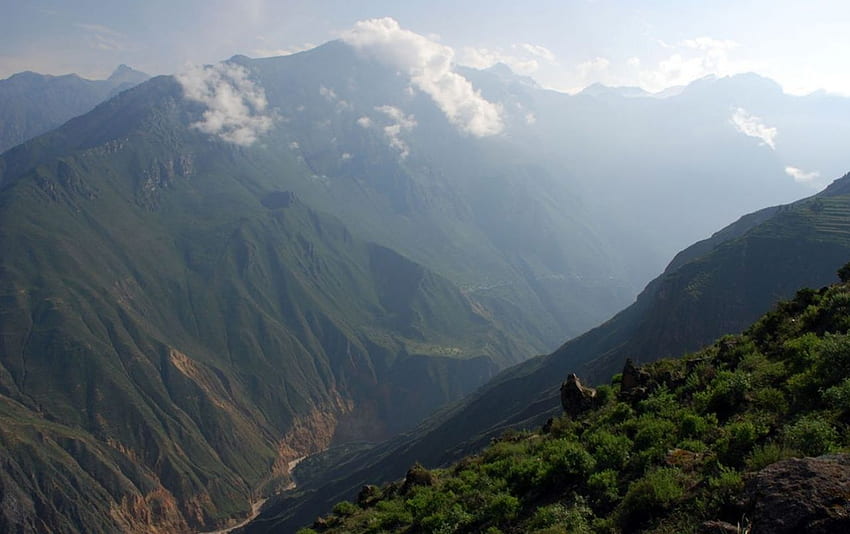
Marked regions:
[823,378,850,412]
[633,417,677,451]
[482,492,520,523]
[678,413,710,439]
[717,420,764,467]
[538,439,596,490]
[638,387,679,418]
[528,502,592,533]
[332,500,358,517]
[784,415,839,456]
[618,468,684,528]
[695,370,752,419]
[585,430,632,470]
[747,442,795,470]
[587,469,620,509]
[706,467,744,511]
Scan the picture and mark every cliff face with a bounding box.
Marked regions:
[254,276,850,534]
[244,171,850,532]
[0,75,526,532]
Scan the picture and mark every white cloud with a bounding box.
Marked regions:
[730,107,777,149]
[785,166,820,183]
[461,47,539,75]
[288,141,299,150]
[682,37,738,52]
[356,116,372,128]
[460,42,556,77]
[252,42,316,58]
[342,17,503,137]
[375,105,417,158]
[177,62,273,146]
[519,43,556,62]
[637,37,753,92]
[341,152,352,160]
[319,84,352,111]
[577,57,611,79]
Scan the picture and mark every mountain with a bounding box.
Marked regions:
[460,67,850,286]
[0,65,149,153]
[282,272,850,533]
[244,170,850,533]
[0,75,533,532]
[2,37,850,533]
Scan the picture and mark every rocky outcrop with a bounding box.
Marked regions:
[619,358,651,401]
[741,454,850,533]
[401,463,434,494]
[560,374,599,417]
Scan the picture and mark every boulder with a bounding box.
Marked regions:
[619,358,651,401]
[401,463,434,494]
[560,373,599,417]
[742,454,850,533]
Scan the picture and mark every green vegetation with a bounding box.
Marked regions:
[301,269,850,533]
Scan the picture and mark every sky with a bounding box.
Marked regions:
[2,0,849,96]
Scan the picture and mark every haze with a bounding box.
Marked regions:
[2,0,850,96]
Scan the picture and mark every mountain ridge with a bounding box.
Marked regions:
[244,169,850,533]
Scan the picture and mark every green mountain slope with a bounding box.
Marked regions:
[0,77,530,532]
[0,65,149,154]
[285,270,850,533]
[246,171,850,533]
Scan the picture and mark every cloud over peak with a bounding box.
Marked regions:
[177,62,273,146]
[730,107,777,149]
[785,166,820,184]
[342,17,503,137]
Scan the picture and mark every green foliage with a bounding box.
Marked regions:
[585,430,632,470]
[331,501,358,517]
[746,441,795,470]
[783,415,839,456]
[837,261,850,283]
[823,378,850,412]
[618,468,684,528]
[307,278,850,534]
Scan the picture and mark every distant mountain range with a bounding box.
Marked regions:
[0,64,149,153]
[0,38,849,533]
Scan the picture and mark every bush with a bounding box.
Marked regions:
[695,370,752,419]
[784,415,839,456]
[587,469,620,509]
[538,439,596,490]
[482,492,520,523]
[823,378,850,412]
[618,468,684,528]
[633,417,677,451]
[528,502,592,533]
[747,442,795,471]
[717,420,764,467]
[678,413,710,439]
[332,500,358,517]
[585,430,632,470]
[705,467,744,512]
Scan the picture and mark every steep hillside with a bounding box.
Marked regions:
[247,171,850,532]
[0,76,530,532]
[282,272,850,533]
[0,65,149,153]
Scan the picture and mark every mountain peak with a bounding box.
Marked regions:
[107,64,149,85]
